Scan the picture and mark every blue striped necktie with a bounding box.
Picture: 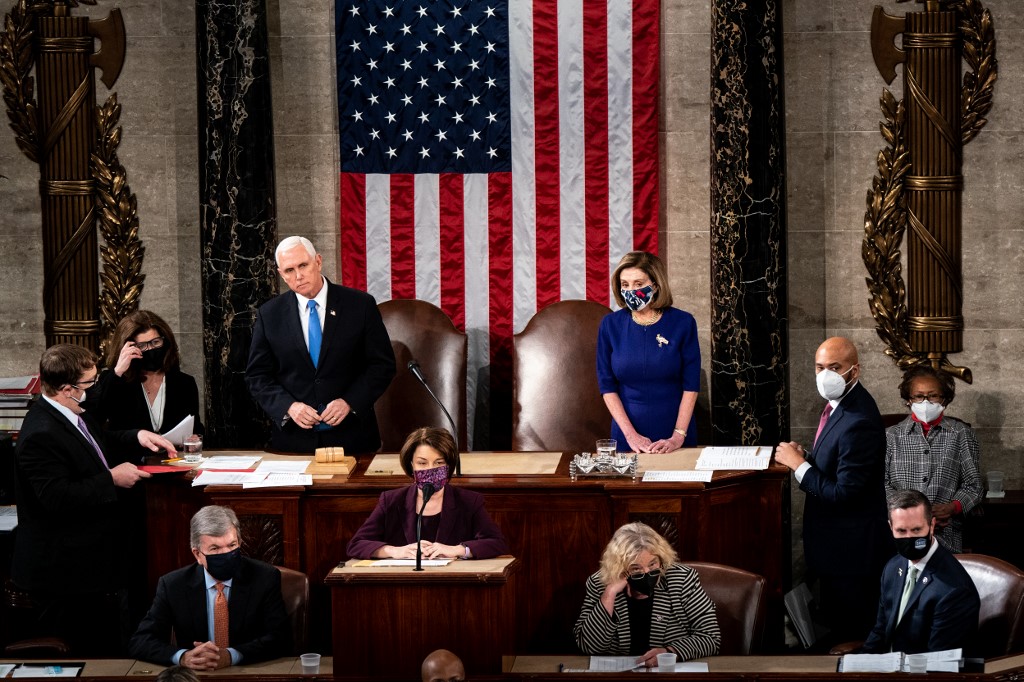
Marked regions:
[307,300,322,368]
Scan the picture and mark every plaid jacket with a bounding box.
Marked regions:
[885,415,983,552]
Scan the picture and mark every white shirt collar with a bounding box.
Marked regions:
[42,393,81,427]
[909,536,940,572]
[293,276,329,311]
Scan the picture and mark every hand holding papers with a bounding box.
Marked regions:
[160,415,195,447]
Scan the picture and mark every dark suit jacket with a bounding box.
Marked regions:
[12,399,138,594]
[129,558,291,665]
[346,484,509,559]
[800,382,892,577]
[89,369,204,456]
[246,280,396,454]
[862,544,980,654]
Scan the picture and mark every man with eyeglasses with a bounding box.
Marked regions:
[12,344,176,656]
[884,366,982,553]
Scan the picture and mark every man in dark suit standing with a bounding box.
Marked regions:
[13,344,175,655]
[246,236,395,454]
[129,505,291,670]
[862,489,979,654]
[776,337,892,643]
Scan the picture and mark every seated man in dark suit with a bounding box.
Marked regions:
[129,506,291,670]
[862,489,980,654]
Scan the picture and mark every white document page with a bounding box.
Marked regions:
[243,473,313,488]
[197,455,262,469]
[589,657,640,672]
[642,470,713,482]
[0,506,17,531]
[254,459,310,474]
[901,648,962,672]
[13,665,83,678]
[160,415,194,446]
[695,445,772,470]
[0,664,16,677]
[841,652,902,673]
[192,471,266,487]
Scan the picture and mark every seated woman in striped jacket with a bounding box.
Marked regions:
[574,522,720,667]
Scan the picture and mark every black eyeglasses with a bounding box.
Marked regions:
[71,378,99,389]
[134,337,165,351]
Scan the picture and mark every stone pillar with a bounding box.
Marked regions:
[196,0,277,447]
[709,0,789,446]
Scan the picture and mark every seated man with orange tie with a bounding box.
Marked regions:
[13,343,175,655]
[129,506,291,670]
[861,489,979,654]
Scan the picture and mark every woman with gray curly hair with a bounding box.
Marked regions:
[574,522,720,667]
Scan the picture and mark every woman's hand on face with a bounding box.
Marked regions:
[600,575,629,615]
[114,342,142,377]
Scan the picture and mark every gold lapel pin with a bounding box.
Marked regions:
[656,334,668,347]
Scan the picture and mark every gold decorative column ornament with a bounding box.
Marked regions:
[1,0,144,353]
[863,0,996,383]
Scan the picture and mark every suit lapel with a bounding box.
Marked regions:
[283,292,315,372]
[39,400,107,471]
[435,486,457,546]
[318,281,341,361]
[228,561,251,644]
[188,565,210,644]
[403,485,420,544]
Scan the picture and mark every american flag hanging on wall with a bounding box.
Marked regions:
[335,0,659,447]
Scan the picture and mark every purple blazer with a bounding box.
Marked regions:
[346,484,509,559]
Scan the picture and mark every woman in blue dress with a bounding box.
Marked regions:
[597,252,700,453]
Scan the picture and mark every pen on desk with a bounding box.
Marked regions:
[162,457,184,463]
[558,663,564,673]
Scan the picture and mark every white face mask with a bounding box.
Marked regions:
[910,400,944,423]
[816,366,856,402]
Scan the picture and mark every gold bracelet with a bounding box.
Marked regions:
[673,428,686,438]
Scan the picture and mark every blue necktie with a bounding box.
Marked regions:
[307,300,322,369]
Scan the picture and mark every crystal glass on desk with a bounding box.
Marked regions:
[570,452,638,482]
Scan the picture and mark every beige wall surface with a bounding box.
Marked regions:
[0,0,1020,572]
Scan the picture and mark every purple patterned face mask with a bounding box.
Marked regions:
[413,465,449,491]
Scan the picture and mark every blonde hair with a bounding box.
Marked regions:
[598,522,679,585]
[610,251,673,310]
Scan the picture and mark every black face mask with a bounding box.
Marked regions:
[134,346,167,372]
[626,572,660,597]
[894,534,931,561]
[204,548,242,581]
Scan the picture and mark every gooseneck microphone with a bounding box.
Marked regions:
[414,482,436,572]
[407,359,461,476]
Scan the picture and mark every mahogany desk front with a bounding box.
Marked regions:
[144,452,788,656]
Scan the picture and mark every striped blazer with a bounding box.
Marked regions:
[573,563,721,661]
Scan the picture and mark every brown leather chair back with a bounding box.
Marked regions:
[377,300,468,450]
[686,562,766,655]
[956,554,1024,657]
[276,566,309,654]
[512,300,611,452]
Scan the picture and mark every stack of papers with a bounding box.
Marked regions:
[695,446,772,471]
[641,470,713,483]
[840,649,961,673]
[192,457,313,488]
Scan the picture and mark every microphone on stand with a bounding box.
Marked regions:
[414,482,436,572]
[407,359,461,476]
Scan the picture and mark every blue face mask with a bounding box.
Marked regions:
[621,285,655,312]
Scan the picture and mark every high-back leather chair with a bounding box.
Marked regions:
[512,300,611,452]
[276,566,310,654]
[956,554,1024,657]
[686,562,767,655]
[377,300,468,450]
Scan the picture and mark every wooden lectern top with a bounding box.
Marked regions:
[326,556,519,584]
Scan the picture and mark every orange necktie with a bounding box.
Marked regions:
[214,582,229,648]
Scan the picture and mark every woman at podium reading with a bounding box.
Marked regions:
[90,310,204,443]
[346,427,509,560]
[597,251,699,454]
[574,522,720,666]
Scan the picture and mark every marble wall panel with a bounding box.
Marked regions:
[662,31,712,134]
[266,0,331,39]
[268,36,336,136]
[782,0,833,33]
[663,0,711,35]
[783,32,832,133]
[661,131,711,233]
[661,229,711,334]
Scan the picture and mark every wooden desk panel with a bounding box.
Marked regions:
[145,455,788,656]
